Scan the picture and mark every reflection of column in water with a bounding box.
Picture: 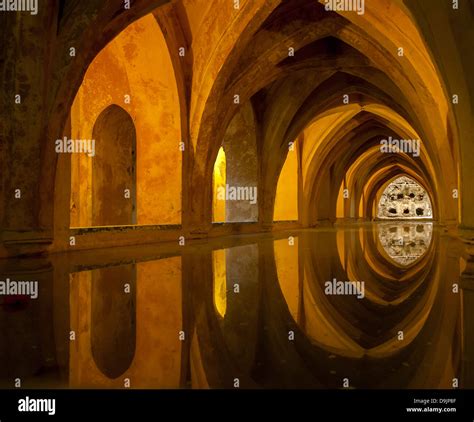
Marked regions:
[217,245,259,375]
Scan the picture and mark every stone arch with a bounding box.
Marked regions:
[359,164,435,221]
[15,1,172,247]
[69,12,183,229]
[301,110,435,225]
[193,0,460,231]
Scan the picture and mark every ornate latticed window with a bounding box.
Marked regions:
[377,176,433,219]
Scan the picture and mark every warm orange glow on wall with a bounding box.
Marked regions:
[336,181,345,219]
[274,150,298,221]
[70,13,182,227]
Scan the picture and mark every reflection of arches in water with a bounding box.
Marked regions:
[91,265,136,379]
[377,176,432,220]
[195,230,462,388]
[92,105,137,226]
[377,223,433,266]
[268,229,461,388]
[69,257,183,388]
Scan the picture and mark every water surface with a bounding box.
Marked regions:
[0,223,468,389]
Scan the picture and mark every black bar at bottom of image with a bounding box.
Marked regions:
[0,389,469,420]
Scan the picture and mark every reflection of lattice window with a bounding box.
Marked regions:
[378,223,432,266]
[377,176,432,219]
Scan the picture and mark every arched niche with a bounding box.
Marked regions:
[69,13,182,229]
[91,105,137,226]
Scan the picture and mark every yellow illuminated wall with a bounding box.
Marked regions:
[274,150,298,221]
[212,147,226,223]
[70,13,182,227]
[336,181,345,218]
